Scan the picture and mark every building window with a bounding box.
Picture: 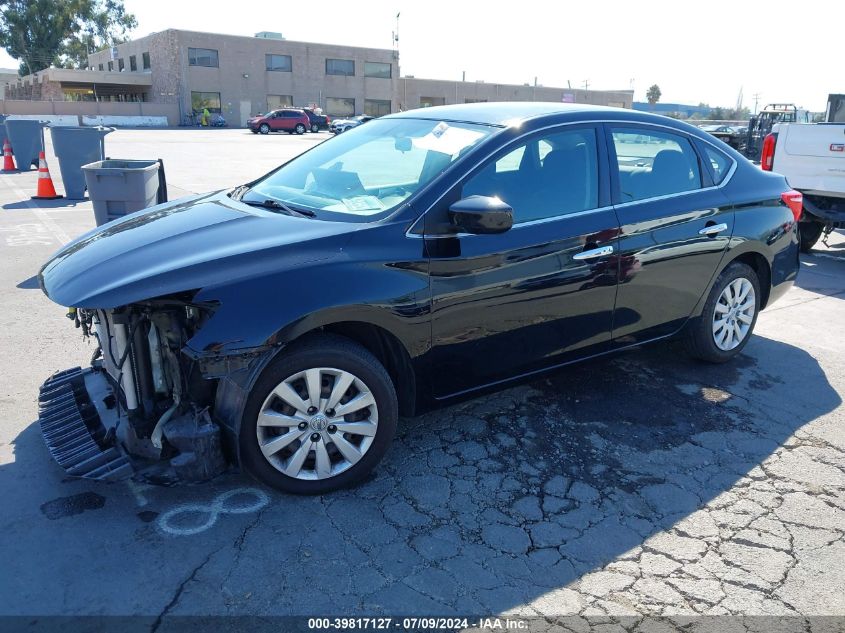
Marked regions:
[326,58,354,76]
[98,63,103,71]
[129,55,137,71]
[142,52,150,70]
[265,54,292,72]
[267,94,293,111]
[326,97,355,117]
[188,47,219,67]
[107,61,113,71]
[118,58,124,71]
[363,61,391,79]
[420,96,445,108]
[364,99,391,117]
[465,98,486,103]
[191,91,221,113]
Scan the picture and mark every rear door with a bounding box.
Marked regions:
[606,124,734,344]
[426,124,621,398]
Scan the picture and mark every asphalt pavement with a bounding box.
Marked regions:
[1,129,844,628]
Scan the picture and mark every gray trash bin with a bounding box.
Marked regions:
[82,159,161,226]
[50,126,114,199]
[4,119,47,170]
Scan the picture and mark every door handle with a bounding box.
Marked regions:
[573,245,614,261]
[699,222,728,236]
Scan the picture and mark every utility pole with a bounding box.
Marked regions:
[582,79,590,92]
[753,93,761,115]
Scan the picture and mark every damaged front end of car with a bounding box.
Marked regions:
[39,296,233,483]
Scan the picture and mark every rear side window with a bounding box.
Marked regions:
[611,128,701,202]
[463,127,599,224]
[702,144,732,185]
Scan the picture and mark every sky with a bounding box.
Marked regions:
[0,0,838,111]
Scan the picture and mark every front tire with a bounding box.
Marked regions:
[684,262,760,363]
[799,220,824,253]
[259,123,270,135]
[295,123,307,135]
[240,335,398,495]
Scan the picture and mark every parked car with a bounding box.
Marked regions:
[301,108,330,133]
[330,114,373,134]
[248,109,310,135]
[37,103,801,495]
[762,119,845,251]
[701,125,744,150]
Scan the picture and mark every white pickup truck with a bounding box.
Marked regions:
[762,95,845,251]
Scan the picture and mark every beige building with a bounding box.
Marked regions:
[4,29,633,126]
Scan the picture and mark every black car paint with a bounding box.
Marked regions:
[40,103,799,451]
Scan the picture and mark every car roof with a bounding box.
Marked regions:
[387,102,618,126]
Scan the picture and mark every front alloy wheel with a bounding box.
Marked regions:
[259,123,270,135]
[240,335,398,494]
[257,368,379,480]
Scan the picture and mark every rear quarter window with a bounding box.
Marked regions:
[702,144,733,185]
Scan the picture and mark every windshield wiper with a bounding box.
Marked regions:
[240,198,316,218]
[230,184,250,200]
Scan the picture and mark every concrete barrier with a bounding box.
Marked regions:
[6,114,79,126]
[81,115,169,128]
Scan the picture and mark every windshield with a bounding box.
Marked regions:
[242,118,496,219]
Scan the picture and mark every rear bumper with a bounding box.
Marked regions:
[802,194,845,226]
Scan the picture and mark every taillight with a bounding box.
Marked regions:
[781,190,803,221]
[761,133,777,171]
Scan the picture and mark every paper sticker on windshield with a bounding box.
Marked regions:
[341,196,384,214]
[413,124,485,156]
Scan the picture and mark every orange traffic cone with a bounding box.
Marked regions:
[32,151,62,200]
[2,138,16,172]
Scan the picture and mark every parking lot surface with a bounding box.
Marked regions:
[1,129,844,626]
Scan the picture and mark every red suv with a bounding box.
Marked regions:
[248,109,310,135]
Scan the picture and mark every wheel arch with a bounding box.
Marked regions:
[728,251,771,308]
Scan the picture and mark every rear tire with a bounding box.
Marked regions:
[311,123,319,133]
[295,123,307,135]
[684,262,760,363]
[240,335,398,495]
[799,220,824,253]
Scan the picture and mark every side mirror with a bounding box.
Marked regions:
[448,196,513,234]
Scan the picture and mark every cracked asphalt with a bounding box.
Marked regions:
[1,130,844,629]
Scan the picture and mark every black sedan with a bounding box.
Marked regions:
[38,103,801,494]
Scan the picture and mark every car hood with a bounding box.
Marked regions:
[39,191,353,308]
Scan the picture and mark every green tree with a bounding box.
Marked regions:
[646,84,662,106]
[0,0,136,76]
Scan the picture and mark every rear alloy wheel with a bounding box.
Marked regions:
[259,123,270,135]
[240,335,397,494]
[311,123,319,133]
[295,123,307,135]
[684,262,760,363]
[799,220,824,253]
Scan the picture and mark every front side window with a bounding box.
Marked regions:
[243,118,495,219]
[364,99,391,117]
[611,127,701,202]
[363,61,391,78]
[188,47,219,67]
[191,91,221,113]
[267,94,293,111]
[326,58,354,76]
[326,97,355,117]
[266,54,292,72]
[463,128,599,224]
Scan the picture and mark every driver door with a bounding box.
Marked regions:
[425,125,621,399]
